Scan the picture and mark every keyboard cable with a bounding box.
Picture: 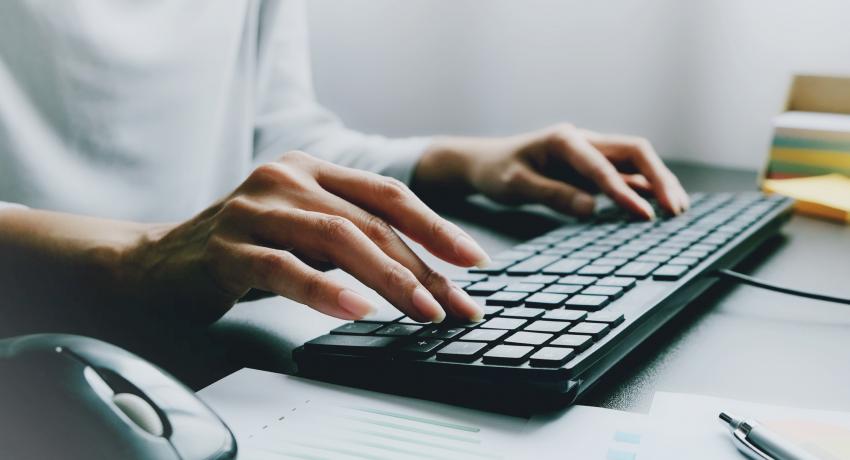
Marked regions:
[715,268,850,306]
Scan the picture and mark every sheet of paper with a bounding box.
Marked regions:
[198,369,528,460]
[521,405,648,460]
[640,392,850,460]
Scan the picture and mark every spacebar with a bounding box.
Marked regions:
[304,334,396,355]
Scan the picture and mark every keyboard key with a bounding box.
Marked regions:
[376,324,424,336]
[482,305,504,317]
[605,250,640,260]
[482,345,534,365]
[542,310,587,322]
[419,326,465,340]
[581,285,624,298]
[460,328,509,342]
[465,281,507,296]
[577,264,616,276]
[486,291,528,307]
[690,243,718,252]
[541,258,590,275]
[492,250,535,262]
[522,274,560,284]
[668,256,699,266]
[436,341,487,362]
[451,273,488,283]
[569,250,605,259]
[504,282,545,293]
[564,294,609,311]
[636,254,670,263]
[505,331,553,345]
[357,310,404,323]
[524,293,568,309]
[506,255,561,276]
[479,317,527,330]
[331,322,383,335]
[550,334,593,351]
[595,277,636,290]
[615,262,659,278]
[399,317,431,325]
[569,322,611,339]
[500,307,545,319]
[530,347,575,367]
[679,250,709,259]
[469,260,515,275]
[592,257,629,267]
[558,275,597,286]
[524,320,571,333]
[585,311,625,326]
[646,247,680,256]
[652,264,690,280]
[398,339,444,359]
[305,334,397,355]
[542,284,582,295]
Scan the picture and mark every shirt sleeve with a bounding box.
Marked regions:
[251,0,432,184]
[0,202,27,210]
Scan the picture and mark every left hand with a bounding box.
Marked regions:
[413,124,689,220]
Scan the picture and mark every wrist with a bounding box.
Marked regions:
[411,137,479,196]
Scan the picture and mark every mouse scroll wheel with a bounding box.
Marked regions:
[112,393,165,437]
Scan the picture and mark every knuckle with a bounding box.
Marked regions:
[377,177,410,203]
[303,271,327,301]
[278,150,310,163]
[221,196,256,219]
[321,215,357,240]
[362,214,397,246]
[384,263,414,290]
[249,162,296,186]
[547,123,576,144]
[254,251,286,281]
[420,266,449,292]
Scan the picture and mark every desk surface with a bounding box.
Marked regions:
[214,161,850,414]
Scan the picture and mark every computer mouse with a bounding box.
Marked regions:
[0,334,237,460]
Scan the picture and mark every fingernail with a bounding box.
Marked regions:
[412,286,445,323]
[571,193,596,215]
[643,202,656,221]
[453,234,490,268]
[337,290,377,319]
[448,286,484,322]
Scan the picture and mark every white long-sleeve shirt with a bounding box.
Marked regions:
[0,0,430,221]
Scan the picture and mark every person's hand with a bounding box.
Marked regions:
[129,151,489,324]
[413,124,689,220]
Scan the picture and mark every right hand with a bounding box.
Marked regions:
[130,151,489,324]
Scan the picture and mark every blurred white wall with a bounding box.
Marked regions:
[307,0,850,170]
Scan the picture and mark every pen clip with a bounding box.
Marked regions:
[732,426,775,460]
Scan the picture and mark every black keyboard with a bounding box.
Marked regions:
[294,192,794,412]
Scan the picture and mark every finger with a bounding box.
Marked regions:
[252,209,447,323]
[221,240,376,320]
[312,192,483,321]
[621,173,652,193]
[586,133,689,214]
[314,164,490,268]
[548,128,656,220]
[506,166,596,216]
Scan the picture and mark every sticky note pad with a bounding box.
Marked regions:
[763,173,850,223]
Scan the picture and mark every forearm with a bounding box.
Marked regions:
[0,208,149,332]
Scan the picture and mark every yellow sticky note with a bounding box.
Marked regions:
[763,174,850,222]
[763,173,850,222]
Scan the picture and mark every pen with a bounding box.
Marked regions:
[718,412,820,460]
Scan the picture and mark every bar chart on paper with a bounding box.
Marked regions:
[198,369,527,460]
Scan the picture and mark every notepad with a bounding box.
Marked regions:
[763,173,850,223]
[198,369,528,460]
